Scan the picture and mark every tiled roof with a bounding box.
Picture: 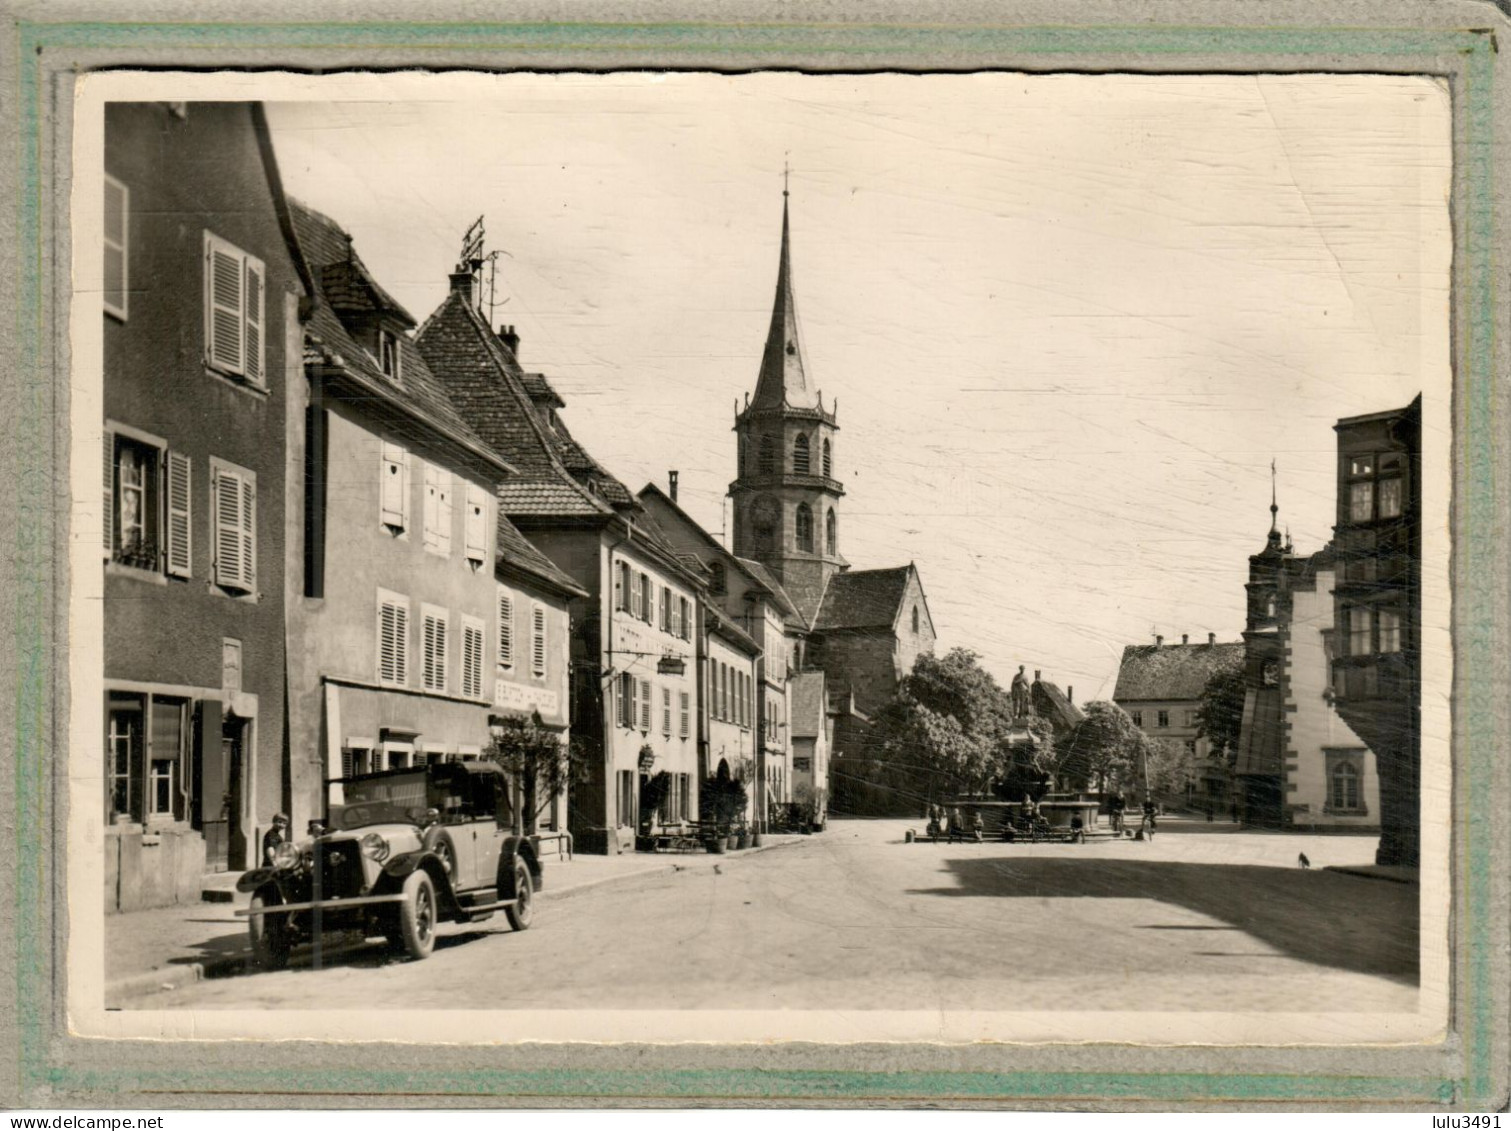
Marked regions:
[289,199,414,325]
[1112,642,1245,703]
[813,566,913,632]
[789,671,827,738]
[1030,680,1085,732]
[302,302,499,464]
[495,511,587,598]
[415,290,610,520]
[519,371,565,408]
[705,601,759,655]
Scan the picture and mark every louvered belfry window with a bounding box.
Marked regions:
[793,434,810,474]
[203,232,266,386]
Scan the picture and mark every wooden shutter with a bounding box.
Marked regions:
[213,469,244,588]
[662,687,671,734]
[423,610,448,691]
[531,604,546,677]
[378,596,408,685]
[380,442,406,528]
[240,475,256,588]
[464,483,486,564]
[422,463,440,549]
[436,471,453,554]
[497,591,514,667]
[620,673,633,728]
[243,256,265,386]
[462,621,484,699]
[205,234,245,374]
[103,432,114,559]
[103,176,128,319]
[613,563,624,611]
[639,679,651,730]
[164,451,191,578]
[679,692,690,738]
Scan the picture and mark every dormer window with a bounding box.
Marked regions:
[379,328,402,382]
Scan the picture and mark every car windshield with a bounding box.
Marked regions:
[329,770,431,831]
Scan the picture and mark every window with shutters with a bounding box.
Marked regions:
[379,442,411,534]
[103,175,129,320]
[421,605,449,692]
[679,596,691,640]
[105,691,190,825]
[662,687,672,735]
[616,561,631,613]
[641,574,654,623]
[422,462,453,556]
[639,679,652,731]
[531,603,547,679]
[377,590,409,686]
[105,426,191,578]
[210,460,256,594]
[464,482,487,567]
[679,691,690,738]
[629,567,643,620]
[203,231,266,387]
[660,586,671,633]
[497,591,515,669]
[461,617,485,700]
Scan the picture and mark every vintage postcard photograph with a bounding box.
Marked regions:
[68,69,1451,1047]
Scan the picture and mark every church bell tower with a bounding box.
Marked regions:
[729,184,846,625]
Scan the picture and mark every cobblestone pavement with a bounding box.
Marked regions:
[135,817,1418,1013]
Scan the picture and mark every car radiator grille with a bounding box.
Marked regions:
[314,841,365,899]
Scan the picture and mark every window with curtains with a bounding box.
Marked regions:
[105,426,192,579]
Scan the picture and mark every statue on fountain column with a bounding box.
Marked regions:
[1010,665,1032,719]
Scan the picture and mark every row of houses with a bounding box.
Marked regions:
[102,102,937,911]
[1112,399,1421,866]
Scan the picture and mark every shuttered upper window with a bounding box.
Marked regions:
[422,462,453,555]
[203,231,266,386]
[380,442,410,532]
[464,483,487,566]
[639,679,652,731]
[497,591,515,669]
[679,691,690,739]
[103,175,129,320]
[421,605,449,692]
[461,616,485,700]
[105,426,191,579]
[377,590,408,686]
[211,461,256,593]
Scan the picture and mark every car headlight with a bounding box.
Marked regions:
[272,841,301,869]
[360,832,390,863]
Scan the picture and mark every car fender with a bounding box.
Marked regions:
[379,850,460,910]
[500,835,542,894]
[236,866,281,893]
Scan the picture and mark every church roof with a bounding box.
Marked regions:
[749,193,821,412]
[813,566,915,632]
[1113,641,1245,703]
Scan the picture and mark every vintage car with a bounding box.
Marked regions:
[236,761,542,969]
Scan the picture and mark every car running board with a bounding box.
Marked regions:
[460,897,519,914]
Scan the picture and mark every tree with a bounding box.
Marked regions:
[1145,738,1197,804]
[485,714,591,835]
[1056,700,1151,795]
[868,648,1018,810]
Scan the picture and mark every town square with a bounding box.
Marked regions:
[91,73,1443,1026]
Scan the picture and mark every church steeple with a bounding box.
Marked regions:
[729,180,845,626]
[750,186,820,411]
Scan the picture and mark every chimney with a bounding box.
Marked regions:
[668,470,679,502]
[1208,632,1216,646]
[1155,635,1164,647]
[449,268,480,309]
[1034,669,1041,682]
[499,324,520,356]
[1182,634,1189,645]
[1067,686,1074,704]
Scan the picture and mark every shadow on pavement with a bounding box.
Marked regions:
[908,856,1418,984]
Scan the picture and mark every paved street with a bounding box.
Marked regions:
[139,818,1417,1012]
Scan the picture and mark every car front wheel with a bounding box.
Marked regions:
[249,889,292,971]
[504,859,534,931]
[397,871,437,960]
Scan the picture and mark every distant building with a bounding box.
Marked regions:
[724,190,937,816]
[1113,634,1245,809]
[1329,398,1421,867]
[788,669,834,825]
[1233,492,1293,828]
[102,103,307,909]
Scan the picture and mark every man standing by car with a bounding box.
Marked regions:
[262,813,291,866]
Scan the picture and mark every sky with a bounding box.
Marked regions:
[264,72,1451,701]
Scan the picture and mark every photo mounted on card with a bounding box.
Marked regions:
[69,67,1451,1049]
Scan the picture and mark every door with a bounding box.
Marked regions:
[202,722,241,873]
